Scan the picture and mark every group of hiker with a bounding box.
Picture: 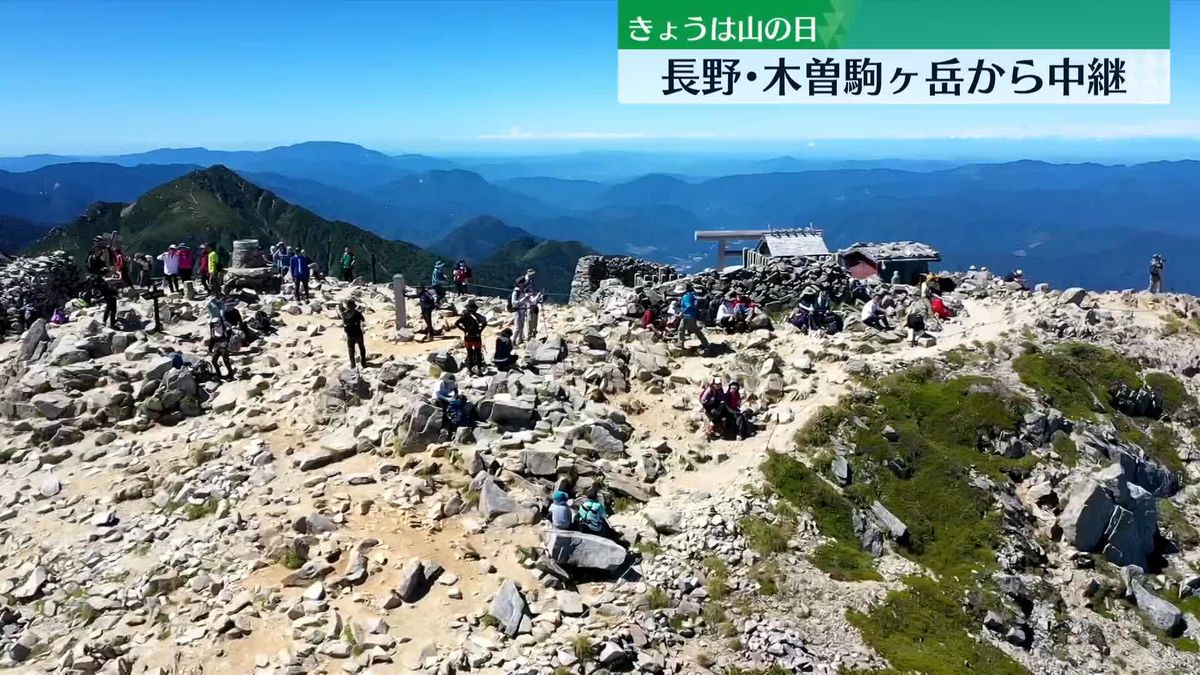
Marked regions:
[548,485,620,541]
[269,242,316,300]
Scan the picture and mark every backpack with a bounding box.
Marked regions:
[906,313,926,330]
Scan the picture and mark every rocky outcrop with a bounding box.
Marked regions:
[1058,464,1159,568]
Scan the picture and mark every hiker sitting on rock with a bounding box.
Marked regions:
[441,393,471,434]
[905,307,927,347]
[861,292,892,331]
[577,485,617,541]
[725,382,754,440]
[700,378,728,437]
[549,490,573,530]
[432,372,458,408]
[494,327,517,372]
[715,294,737,332]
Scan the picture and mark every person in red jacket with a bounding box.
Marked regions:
[177,244,194,282]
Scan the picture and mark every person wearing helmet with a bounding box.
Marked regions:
[1148,254,1165,294]
[453,299,488,376]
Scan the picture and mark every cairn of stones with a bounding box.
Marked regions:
[221,238,281,295]
[0,251,84,316]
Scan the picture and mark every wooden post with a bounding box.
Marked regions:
[716,239,727,273]
[392,274,406,329]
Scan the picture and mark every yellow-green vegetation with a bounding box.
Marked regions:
[702,557,730,601]
[1161,314,1200,337]
[1144,371,1199,419]
[1013,342,1141,420]
[761,454,880,582]
[848,577,1027,675]
[750,562,782,596]
[570,634,594,664]
[839,371,1033,576]
[279,545,306,570]
[646,585,670,609]
[737,516,791,556]
[183,499,220,521]
[1160,500,1200,549]
[781,366,1037,674]
[1050,431,1080,467]
[1116,417,1186,476]
[635,540,663,559]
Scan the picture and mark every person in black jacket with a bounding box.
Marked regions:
[493,328,516,372]
[453,300,488,376]
[341,299,368,368]
[417,285,438,342]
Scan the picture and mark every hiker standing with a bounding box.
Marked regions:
[431,261,449,305]
[206,244,222,296]
[453,260,472,293]
[677,283,709,351]
[511,279,529,344]
[1148,254,1165,294]
[112,248,129,286]
[197,244,210,292]
[453,299,488,376]
[417,284,438,341]
[208,317,235,380]
[290,249,312,300]
[177,244,194,283]
[340,299,368,368]
[340,247,355,283]
[517,268,540,337]
[158,245,181,293]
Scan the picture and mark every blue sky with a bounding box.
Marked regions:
[0,0,1197,155]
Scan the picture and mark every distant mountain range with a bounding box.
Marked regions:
[24,166,592,297]
[1,142,1198,292]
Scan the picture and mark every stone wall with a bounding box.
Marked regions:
[0,251,85,318]
[568,255,678,305]
[654,258,853,311]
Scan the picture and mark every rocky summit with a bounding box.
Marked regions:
[0,252,1199,675]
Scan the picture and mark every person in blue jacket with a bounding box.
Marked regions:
[289,249,312,301]
[677,283,710,351]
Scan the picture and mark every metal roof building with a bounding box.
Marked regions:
[758,229,831,257]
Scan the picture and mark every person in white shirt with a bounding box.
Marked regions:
[861,294,891,331]
[157,245,181,293]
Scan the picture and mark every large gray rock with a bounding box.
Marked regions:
[478,475,518,520]
[19,319,50,361]
[1059,287,1087,306]
[643,507,683,535]
[489,580,527,638]
[520,449,559,477]
[589,425,625,458]
[544,530,627,573]
[488,396,534,426]
[870,501,908,541]
[1130,579,1184,636]
[395,558,428,603]
[31,392,76,420]
[1058,464,1159,569]
[1058,477,1115,552]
